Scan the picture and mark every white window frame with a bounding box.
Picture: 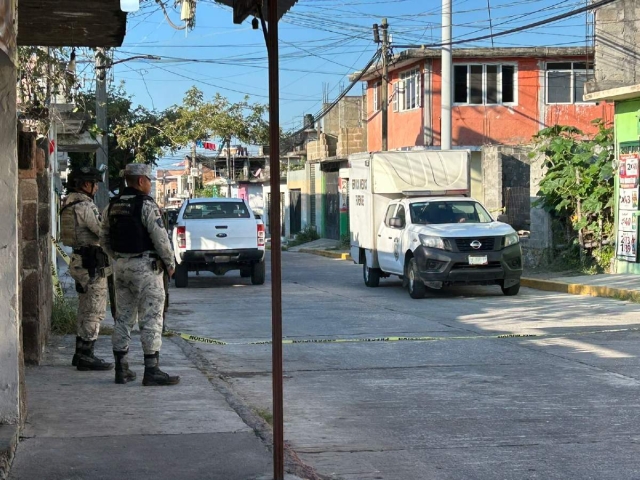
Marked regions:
[372,81,381,112]
[545,61,594,105]
[395,68,421,112]
[453,63,518,106]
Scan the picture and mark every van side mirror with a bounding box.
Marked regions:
[496,214,508,223]
[389,217,404,228]
[254,214,261,220]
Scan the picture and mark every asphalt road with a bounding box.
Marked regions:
[167,252,640,480]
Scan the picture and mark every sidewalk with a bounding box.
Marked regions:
[8,335,287,480]
[294,245,639,303]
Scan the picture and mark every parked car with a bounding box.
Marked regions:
[171,197,266,288]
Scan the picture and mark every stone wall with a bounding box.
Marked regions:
[18,132,52,365]
[307,133,337,161]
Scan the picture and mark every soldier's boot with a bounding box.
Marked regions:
[71,336,83,367]
[114,350,137,384]
[142,352,180,386]
[77,340,114,371]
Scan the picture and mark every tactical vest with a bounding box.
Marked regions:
[108,189,154,254]
[59,199,85,248]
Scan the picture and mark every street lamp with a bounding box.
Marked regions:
[93,52,161,209]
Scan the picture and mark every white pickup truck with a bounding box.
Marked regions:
[349,150,523,299]
[171,197,266,288]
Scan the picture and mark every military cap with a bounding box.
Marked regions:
[124,163,152,178]
[72,166,104,183]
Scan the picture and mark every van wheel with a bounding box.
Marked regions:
[407,258,426,299]
[501,282,520,296]
[174,263,189,288]
[240,266,251,278]
[363,258,380,287]
[251,260,266,285]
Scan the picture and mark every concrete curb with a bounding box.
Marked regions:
[521,277,640,303]
[298,248,351,261]
[0,425,19,480]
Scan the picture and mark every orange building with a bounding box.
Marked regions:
[361,47,613,151]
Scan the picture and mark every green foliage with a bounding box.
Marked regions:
[51,296,78,335]
[194,184,221,198]
[69,83,171,192]
[530,120,615,272]
[288,225,320,247]
[161,87,270,153]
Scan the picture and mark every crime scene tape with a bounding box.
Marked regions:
[52,237,71,266]
[51,262,64,298]
[169,326,640,347]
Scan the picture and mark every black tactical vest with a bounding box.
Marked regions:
[108,188,154,254]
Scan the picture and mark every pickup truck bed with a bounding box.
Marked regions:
[171,197,266,288]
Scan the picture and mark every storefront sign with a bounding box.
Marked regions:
[618,187,639,211]
[617,231,637,260]
[619,153,639,187]
[618,210,638,233]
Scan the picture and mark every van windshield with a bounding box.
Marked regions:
[409,201,493,224]
[183,201,250,219]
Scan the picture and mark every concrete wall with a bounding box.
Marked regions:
[287,169,307,233]
[307,133,336,161]
[323,96,363,136]
[336,127,366,157]
[0,52,22,425]
[590,0,640,92]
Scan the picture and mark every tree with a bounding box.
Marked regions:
[530,120,615,272]
[69,83,171,192]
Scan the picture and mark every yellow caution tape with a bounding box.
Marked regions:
[52,237,71,266]
[51,262,64,298]
[170,326,640,347]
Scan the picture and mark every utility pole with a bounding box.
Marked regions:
[441,0,453,150]
[225,137,232,197]
[380,18,389,152]
[95,48,109,210]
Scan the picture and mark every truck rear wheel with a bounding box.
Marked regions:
[407,258,426,299]
[174,263,189,288]
[363,258,380,287]
[251,260,266,285]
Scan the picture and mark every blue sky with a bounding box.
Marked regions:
[87,0,595,167]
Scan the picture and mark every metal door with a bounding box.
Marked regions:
[290,189,301,235]
[324,171,340,240]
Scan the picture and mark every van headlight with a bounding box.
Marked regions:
[419,234,445,250]
[504,232,519,247]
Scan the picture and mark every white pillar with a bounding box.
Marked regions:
[441,0,452,150]
[0,51,21,424]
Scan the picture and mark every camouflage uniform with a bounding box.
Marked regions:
[101,163,178,385]
[101,198,174,353]
[59,166,113,372]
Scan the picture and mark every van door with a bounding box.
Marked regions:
[377,203,403,274]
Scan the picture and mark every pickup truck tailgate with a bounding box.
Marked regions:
[185,218,257,250]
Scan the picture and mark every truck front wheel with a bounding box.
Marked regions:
[501,281,520,296]
[407,258,426,299]
[363,258,380,287]
[174,263,189,288]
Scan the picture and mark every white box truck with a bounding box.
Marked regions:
[349,150,523,298]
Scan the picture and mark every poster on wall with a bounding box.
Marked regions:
[617,231,638,260]
[618,210,638,233]
[618,187,639,211]
[619,153,640,187]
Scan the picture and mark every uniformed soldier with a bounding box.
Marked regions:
[60,166,113,371]
[100,164,179,386]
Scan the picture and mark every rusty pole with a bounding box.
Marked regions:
[266,0,284,478]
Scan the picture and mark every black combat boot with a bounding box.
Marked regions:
[77,340,114,371]
[71,336,83,367]
[114,350,137,384]
[142,352,180,386]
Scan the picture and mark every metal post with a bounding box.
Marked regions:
[381,18,389,152]
[226,138,233,197]
[441,0,452,150]
[95,48,109,210]
[267,0,284,477]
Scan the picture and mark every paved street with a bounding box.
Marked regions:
[167,252,640,480]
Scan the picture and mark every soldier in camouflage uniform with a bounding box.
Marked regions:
[100,164,179,386]
[60,167,113,371]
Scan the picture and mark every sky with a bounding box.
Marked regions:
[78,0,596,169]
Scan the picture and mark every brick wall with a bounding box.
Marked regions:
[306,133,337,161]
[336,127,366,157]
[18,132,52,365]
